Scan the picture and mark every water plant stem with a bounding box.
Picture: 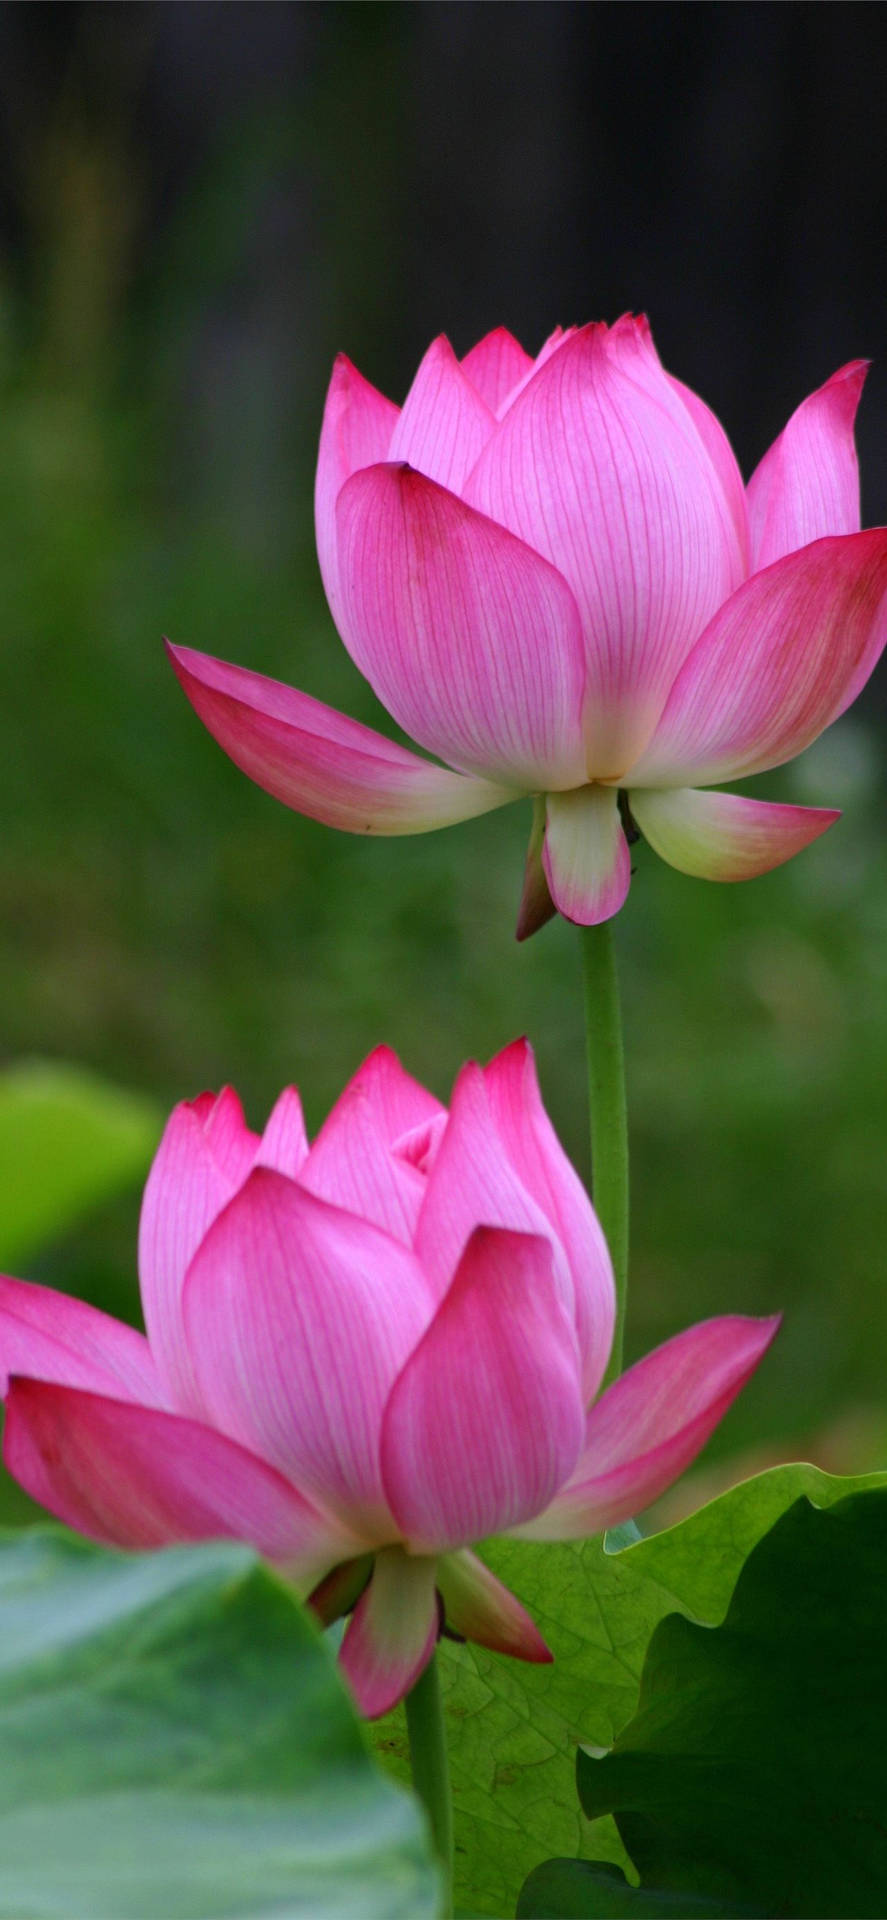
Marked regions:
[405,1651,453,1914]
[580,920,629,1386]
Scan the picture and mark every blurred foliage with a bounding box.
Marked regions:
[0,1058,159,1270]
[1,26,886,1540]
[0,1529,439,1919]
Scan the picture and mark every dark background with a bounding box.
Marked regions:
[2,2,887,1518]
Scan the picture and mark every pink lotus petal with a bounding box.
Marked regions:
[388,334,497,493]
[138,1087,258,1414]
[391,1111,448,1179]
[510,1314,779,1540]
[531,323,577,370]
[168,642,512,832]
[628,529,887,788]
[256,1086,309,1180]
[543,785,631,926]
[482,1040,615,1401]
[300,1046,443,1242]
[414,1061,577,1313]
[667,374,750,570]
[747,360,868,571]
[339,1545,439,1719]
[630,786,840,881]
[183,1169,434,1539]
[599,320,747,569]
[335,464,588,790]
[381,1225,585,1553]
[315,354,399,638]
[436,1547,551,1662]
[334,1045,445,1146]
[299,1080,426,1245]
[190,1085,260,1184]
[497,324,578,417]
[460,326,533,413]
[0,1276,164,1406]
[4,1378,350,1581]
[464,319,745,777]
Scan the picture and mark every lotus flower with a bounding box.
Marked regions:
[168,318,887,932]
[0,1043,776,1716]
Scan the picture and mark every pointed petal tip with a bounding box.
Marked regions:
[465,322,528,354]
[436,1549,553,1664]
[630,788,842,884]
[515,867,558,940]
[487,1033,533,1071]
[633,527,887,787]
[755,1309,783,1347]
[826,356,870,397]
[510,1310,781,1544]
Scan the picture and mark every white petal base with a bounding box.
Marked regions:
[543,785,631,925]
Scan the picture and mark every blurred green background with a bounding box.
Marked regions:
[1,3,887,1527]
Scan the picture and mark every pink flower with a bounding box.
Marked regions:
[0,1043,777,1716]
[168,319,887,932]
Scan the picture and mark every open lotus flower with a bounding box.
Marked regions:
[168,317,887,931]
[0,1043,777,1716]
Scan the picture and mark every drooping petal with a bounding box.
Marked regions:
[256,1086,309,1180]
[335,464,587,789]
[4,1378,350,1581]
[414,1061,576,1312]
[388,335,497,492]
[630,786,840,881]
[464,319,745,777]
[515,796,557,942]
[315,354,399,636]
[543,785,631,926]
[436,1548,551,1663]
[510,1314,779,1540]
[339,1546,439,1719]
[460,326,533,413]
[167,642,512,832]
[182,1169,435,1538]
[381,1226,585,1553]
[628,529,887,789]
[747,360,868,571]
[481,1040,616,1401]
[307,1553,374,1628]
[138,1087,259,1413]
[0,1277,163,1406]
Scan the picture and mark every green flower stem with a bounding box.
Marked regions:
[580,920,629,1387]
[404,1651,453,1915]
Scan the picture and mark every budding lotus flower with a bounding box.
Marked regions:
[0,1043,777,1716]
[168,318,887,931]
